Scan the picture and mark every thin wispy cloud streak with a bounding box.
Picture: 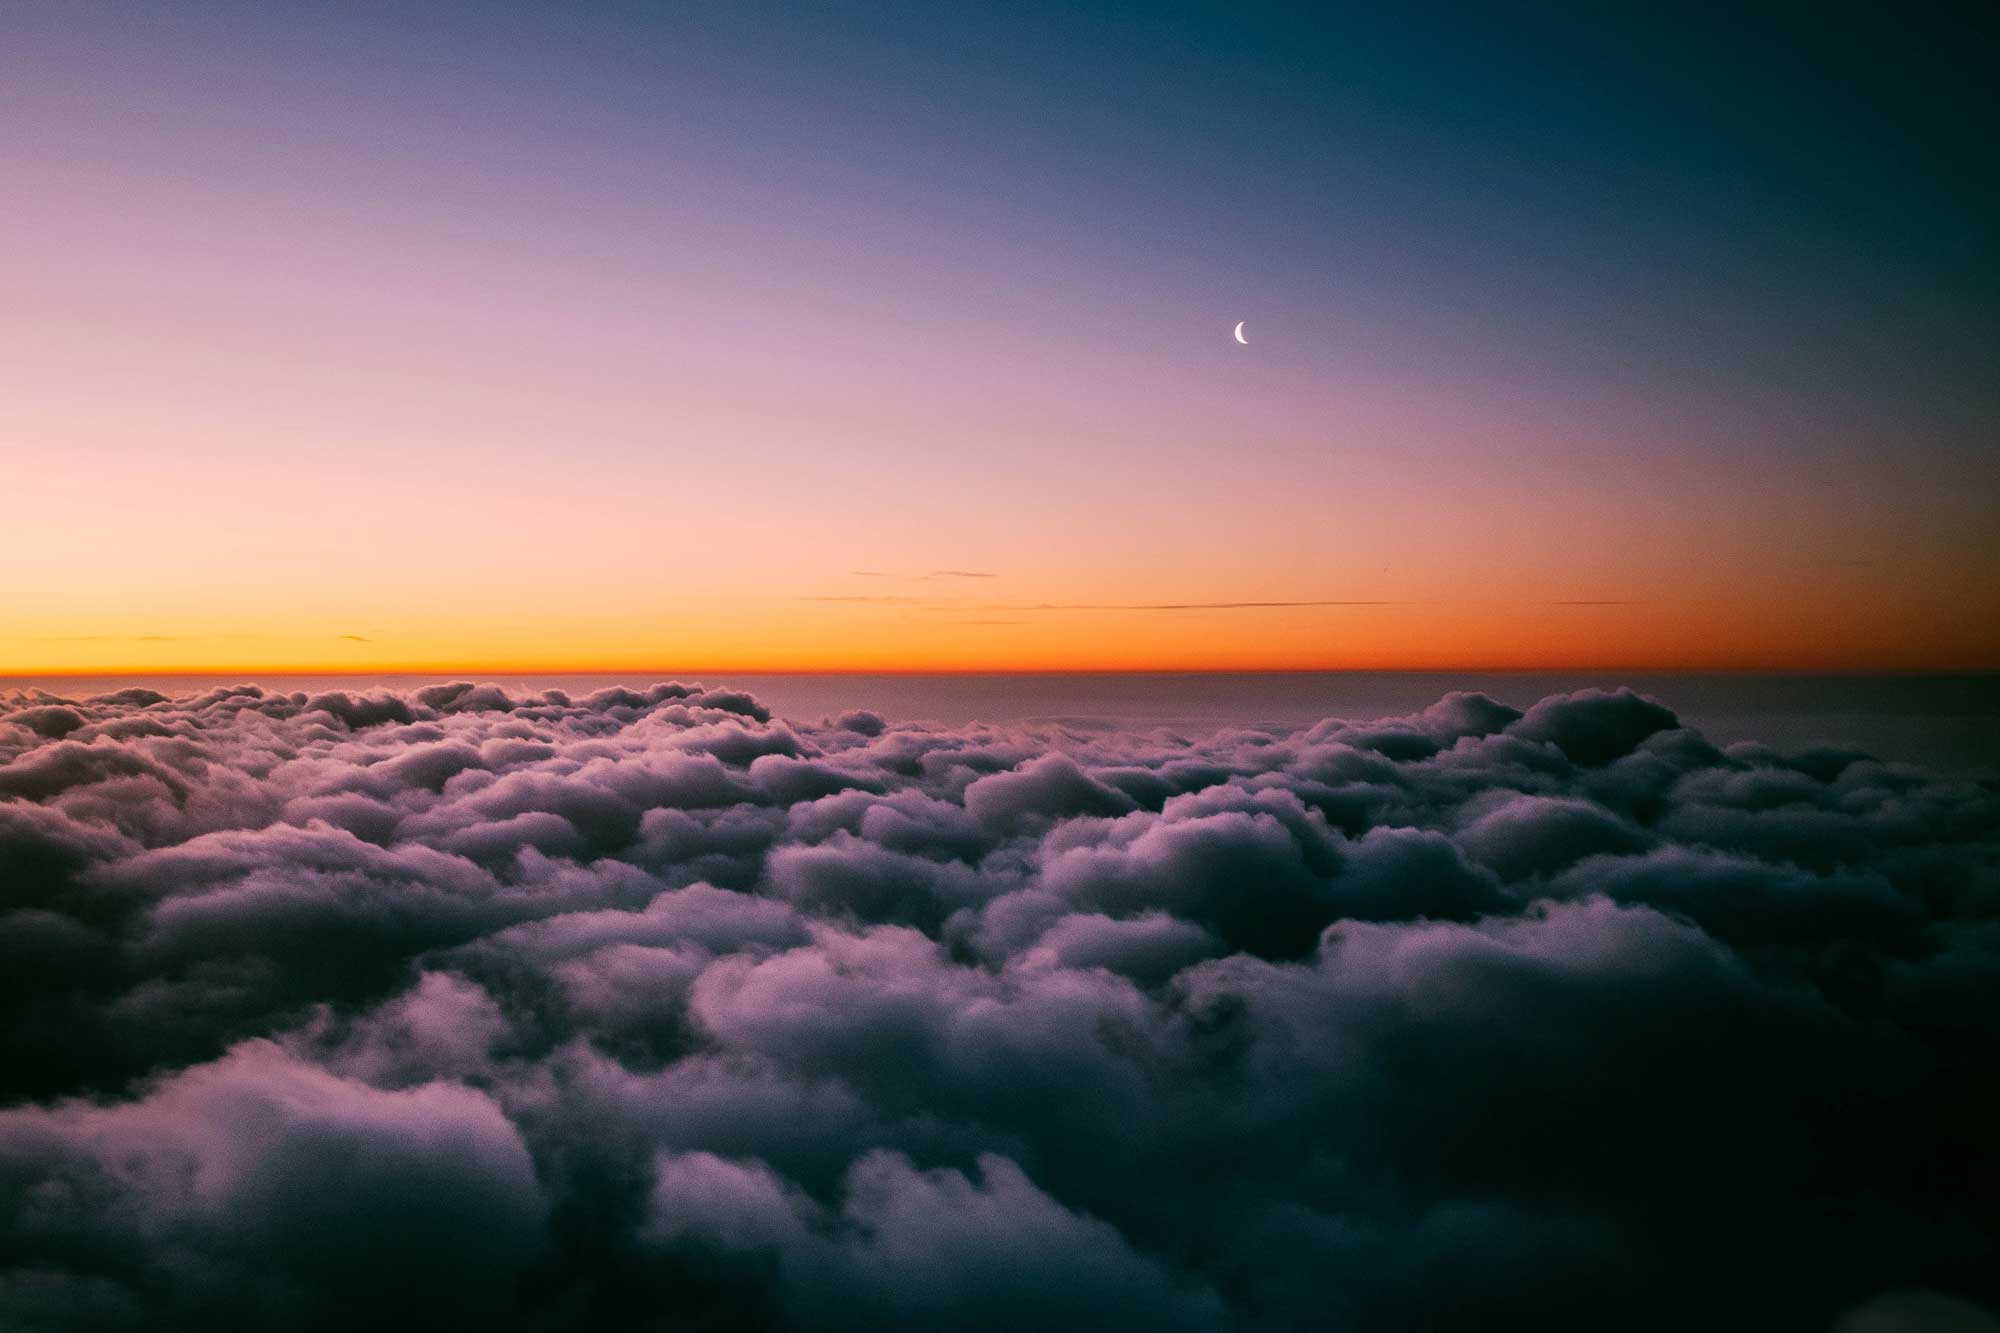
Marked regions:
[798,598,1405,612]
[799,596,933,604]
[1019,599,1403,611]
[0,680,1993,1330]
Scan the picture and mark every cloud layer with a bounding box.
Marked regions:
[1,681,1995,1330]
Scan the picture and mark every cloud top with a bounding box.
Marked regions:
[1,681,1995,1330]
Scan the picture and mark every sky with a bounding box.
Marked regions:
[3,1,1996,673]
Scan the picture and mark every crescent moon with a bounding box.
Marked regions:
[1233,321,1248,345]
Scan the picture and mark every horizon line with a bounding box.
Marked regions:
[6,664,1998,681]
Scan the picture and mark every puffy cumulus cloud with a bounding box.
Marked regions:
[644,1149,1232,1331]
[0,680,1995,1330]
[1835,1289,2000,1333]
[0,1039,543,1330]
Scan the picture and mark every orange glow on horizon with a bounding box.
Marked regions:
[7,588,1996,678]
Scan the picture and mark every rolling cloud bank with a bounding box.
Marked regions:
[1,681,1995,1330]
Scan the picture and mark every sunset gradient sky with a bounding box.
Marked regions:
[5,2,1996,673]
